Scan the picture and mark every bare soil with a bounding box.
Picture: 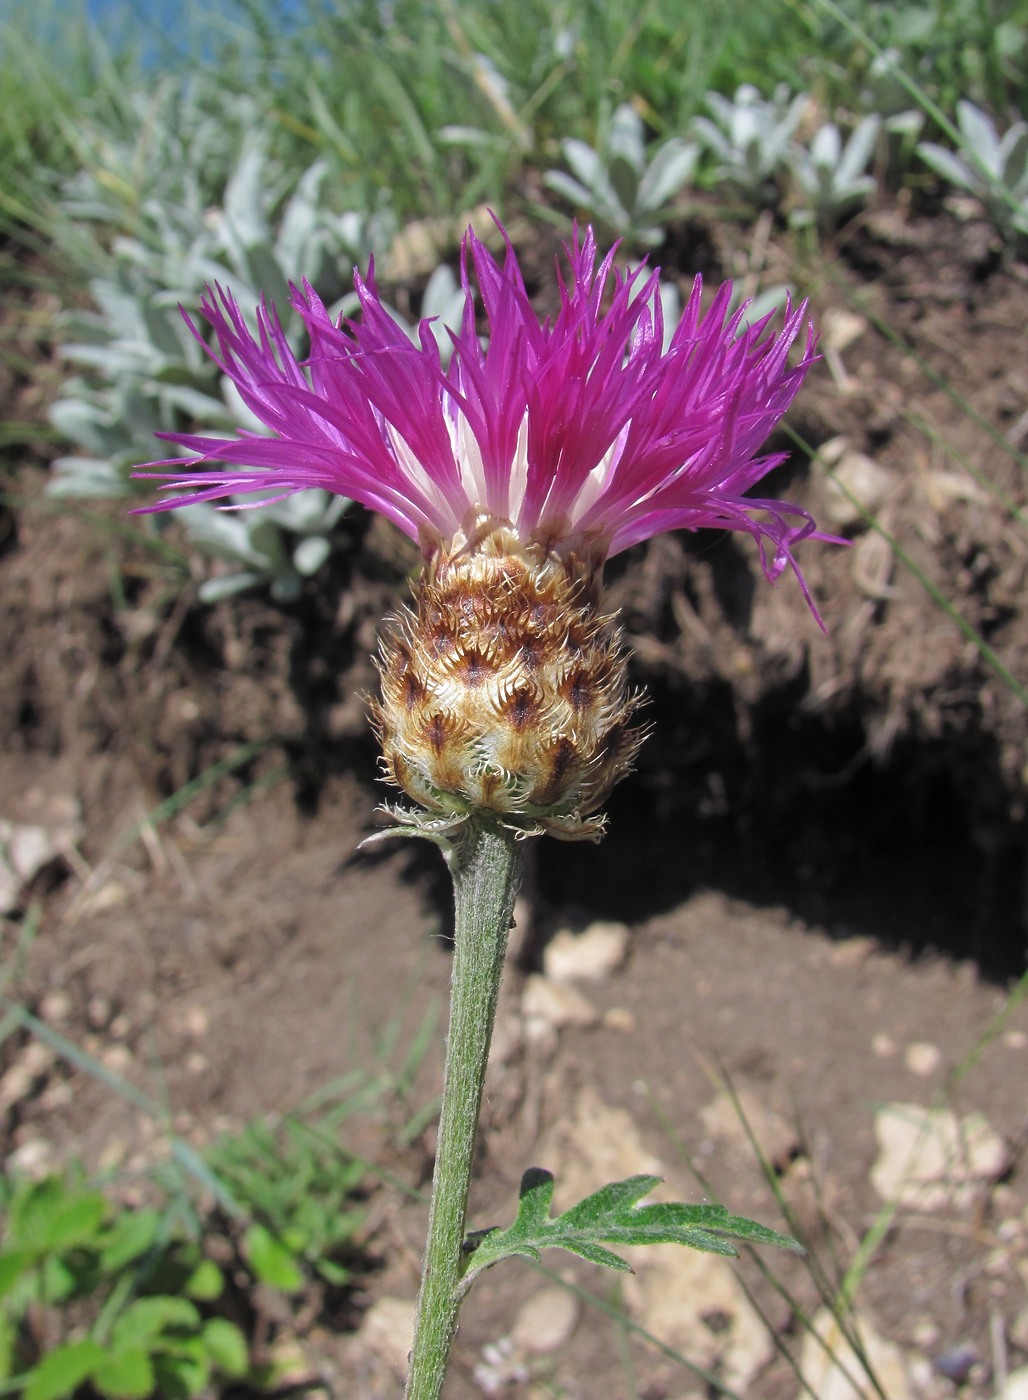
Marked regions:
[1,201,1026,1399]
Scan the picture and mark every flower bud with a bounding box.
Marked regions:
[372,518,644,840]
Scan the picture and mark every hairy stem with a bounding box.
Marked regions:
[404,818,522,1400]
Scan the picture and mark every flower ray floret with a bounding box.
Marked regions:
[135,224,833,838]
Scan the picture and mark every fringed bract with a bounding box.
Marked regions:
[372,516,645,840]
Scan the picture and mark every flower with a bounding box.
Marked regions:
[136,224,832,839]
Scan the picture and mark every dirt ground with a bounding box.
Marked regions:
[1,200,1027,1399]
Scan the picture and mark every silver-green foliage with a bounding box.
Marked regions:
[692,83,808,206]
[787,115,882,231]
[46,80,390,600]
[544,103,698,248]
[917,100,1028,243]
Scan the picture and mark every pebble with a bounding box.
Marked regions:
[872,1032,896,1058]
[542,920,629,983]
[0,820,59,913]
[0,1040,55,1111]
[904,1041,942,1076]
[871,1103,1007,1210]
[510,1286,579,1355]
[603,1006,635,1032]
[521,975,599,1029]
[998,1367,1028,1400]
[797,1306,913,1400]
[354,1296,415,1378]
[100,1044,133,1075]
[39,990,72,1023]
[700,1087,799,1171]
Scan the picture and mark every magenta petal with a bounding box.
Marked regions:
[133,221,831,615]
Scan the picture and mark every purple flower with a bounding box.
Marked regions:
[136,224,830,617]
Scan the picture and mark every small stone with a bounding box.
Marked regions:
[39,990,71,1023]
[871,1104,1007,1210]
[0,1041,55,1111]
[183,1004,209,1038]
[511,1286,579,1354]
[185,1052,210,1075]
[820,437,896,528]
[797,1307,913,1399]
[1004,1029,1027,1049]
[1009,1304,1028,1351]
[8,1137,53,1177]
[87,996,112,1029]
[997,1366,1028,1400]
[828,935,876,968]
[933,1345,977,1383]
[37,1081,73,1112]
[355,1296,415,1377]
[101,1045,133,1075]
[109,1014,132,1041]
[872,1032,896,1058]
[0,820,59,913]
[77,880,130,915]
[822,308,868,353]
[521,975,599,1029]
[603,1006,636,1032]
[700,1087,798,1171]
[543,921,630,983]
[904,1042,941,1076]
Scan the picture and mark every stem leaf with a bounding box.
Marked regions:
[462,1168,802,1281]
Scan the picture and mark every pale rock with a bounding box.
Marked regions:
[603,1006,635,1032]
[998,1367,1028,1400]
[76,879,130,915]
[0,821,58,913]
[0,1040,55,1111]
[8,1137,53,1176]
[872,1032,896,1058]
[539,1085,663,1210]
[39,990,72,1023]
[487,1006,523,1069]
[1009,1304,1028,1352]
[623,1245,772,1393]
[37,1080,73,1112]
[521,975,598,1030]
[700,1086,799,1170]
[510,1286,579,1355]
[822,307,867,352]
[1004,1029,1027,1049]
[871,1103,1007,1210]
[820,437,896,528]
[904,1041,941,1076]
[797,1307,913,1400]
[355,1296,415,1378]
[543,920,630,983]
[101,1044,133,1075]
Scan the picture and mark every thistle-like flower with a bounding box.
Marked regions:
[137,226,830,839]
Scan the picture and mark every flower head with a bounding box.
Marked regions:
[136,224,833,839]
[138,225,824,594]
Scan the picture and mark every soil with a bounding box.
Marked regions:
[1,199,1027,1400]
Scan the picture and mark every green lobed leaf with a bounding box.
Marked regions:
[244,1224,304,1293]
[111,1295,201,1350]
[183,1257,224,1302]
[201,1319,249,1379]
[98,1208,161,1273]
[22,1339,106,1400]
[0,1248,33,1300]
[91,1345,155,1400]
[462,1168,801,1281]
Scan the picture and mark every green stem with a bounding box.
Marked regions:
[404,817,522,1400]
